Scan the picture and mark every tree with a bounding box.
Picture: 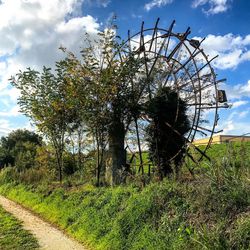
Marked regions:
[0,129,42,169]
[11,62,74,182]
[63,27,143,185]
[145,87,190,179]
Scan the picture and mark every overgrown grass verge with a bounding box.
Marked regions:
[0,155,249,250]
[0,205,39,250]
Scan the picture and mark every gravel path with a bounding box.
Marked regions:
[0,195,86,250]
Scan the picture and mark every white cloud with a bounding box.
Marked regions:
[131,13,143,19]
[0,87,20,102]
[0,0,100,83]
[222,119,234,134]
[0,119,33,137]
[216,109,250,135]
[194,33,250,69]
[238,110,249,118]
[221,119,250,135]
[0,0,100,84]
[85,0,111,8]
[238,80,250,94]
[0,119,13,137]
[0,105,20,117]
[222,80,250,100]
[97,0,111,7]
[144,0,174,11]
[215,92,250,135]
[232,100,248,109]
[192,0,231,15]
[0,0,101,134]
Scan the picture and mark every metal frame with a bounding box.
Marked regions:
[117,19,228,172]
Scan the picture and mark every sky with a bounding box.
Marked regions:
[0,0,249,137]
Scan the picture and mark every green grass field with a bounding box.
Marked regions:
[0,142,249,250]
[129,141,250,174]
[0,205,39,250]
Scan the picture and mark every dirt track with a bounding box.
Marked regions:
[0,195,86,250]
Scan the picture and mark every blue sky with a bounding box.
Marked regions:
[0,0,249,137]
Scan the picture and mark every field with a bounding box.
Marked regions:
[130,141,250,175]
[0,141,249,250]
[0,205,39,250]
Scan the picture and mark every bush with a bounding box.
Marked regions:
[0,167,16,185]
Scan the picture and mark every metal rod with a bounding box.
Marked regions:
[135,118,144,174]
[149,17,160,51]
[165,121,210,161]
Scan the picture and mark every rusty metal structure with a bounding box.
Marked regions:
[118,19,229,172]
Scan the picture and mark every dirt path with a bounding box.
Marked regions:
[0,195,86,250]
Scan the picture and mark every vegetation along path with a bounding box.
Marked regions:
[0,195,86,250]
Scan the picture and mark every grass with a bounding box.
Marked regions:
[0,181,195,249]
[0,142,249,249]
[128,151,154,174]
[0,205,39,250]
[131,142,250,174]
[196,141,250,161]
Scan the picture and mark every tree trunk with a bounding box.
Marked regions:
[96,137,100,186]
[52,135,64,184]
[55,147,63,184]
[107,118,126,185]
[58,153,63,184]
[135,118,144,174]
[77,129,83,170]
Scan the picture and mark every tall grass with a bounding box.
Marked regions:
[0,142,249,249]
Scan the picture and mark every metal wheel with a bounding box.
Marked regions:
[116,19,228,171]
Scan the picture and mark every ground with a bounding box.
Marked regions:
[0,195,86,250]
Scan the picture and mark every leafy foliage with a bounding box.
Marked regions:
[61,25,147,184]
[0,129,42,170]
[11,62,76,182]
[146,87,190,178]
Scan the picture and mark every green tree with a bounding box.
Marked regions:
[146,87,190,179]
[63,27,143,185]
[11,62,74,182]
[0,129,42,169]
